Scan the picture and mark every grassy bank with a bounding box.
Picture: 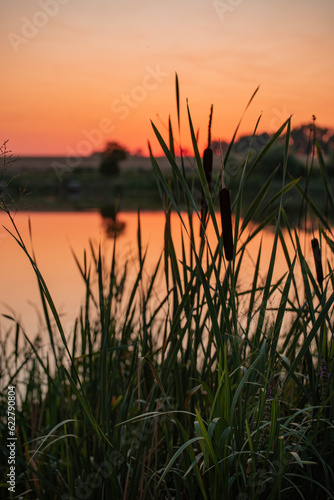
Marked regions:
[1,83,334,499]
[2,168,162,211]
[2,148,333,220]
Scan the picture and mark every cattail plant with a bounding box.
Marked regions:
[311,237,323,290]
[200,105,213,234]
[219,150,233,261]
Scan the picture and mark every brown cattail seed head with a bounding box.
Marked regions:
[201,147,213,234]
[219,187,233,261]
[311,238,323,290]
[203,147,213,192]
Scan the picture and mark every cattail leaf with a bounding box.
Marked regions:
[27,419,79,466]
[168,115,175,160]
[295,228,317,324]
[295,181,331,231]
[200,106,213,230]
[230,345,266,421]
[320,228,334,253]
[239,208,277,252]
[195,409,223,477]
[186,103,221,241]
[240,166,278,235]
[245,240,262,335]
[175,72,180,132]
[156,435,206,492]
[144,252,163,308]
[63,367,108,442]
[246,117,291,179]
[315,140,334,208]
[149,125,198,230]
[284,291,334,387]
[164,207,171,290]
[3,226,73,363]
[278,226,301,310]
[224,86,260,166]
[167,219,183,296]
[258,178,301,219]
[270,255,297,359]
[138,356,166,399]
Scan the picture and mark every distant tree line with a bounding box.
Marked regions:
[289,124,334,155]
[211,123,334,157]
[99,123,334,177]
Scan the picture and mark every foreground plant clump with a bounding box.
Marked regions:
[1,80,334,499]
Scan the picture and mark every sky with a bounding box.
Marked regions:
[1,0,334,157]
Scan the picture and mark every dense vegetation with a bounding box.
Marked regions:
[1,81,334,499]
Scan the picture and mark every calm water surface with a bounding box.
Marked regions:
[0,210,324,341]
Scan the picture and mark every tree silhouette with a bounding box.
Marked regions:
[99,142,128,176]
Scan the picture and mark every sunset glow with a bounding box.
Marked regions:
[2,0,334,157]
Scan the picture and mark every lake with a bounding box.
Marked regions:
[0,210,325,342]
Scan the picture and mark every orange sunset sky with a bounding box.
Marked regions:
[1,0,334,157]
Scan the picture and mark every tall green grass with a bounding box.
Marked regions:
[1,79,334,499]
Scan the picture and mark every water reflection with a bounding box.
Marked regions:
[65,179,83,203]
[0,210,332,339]
[99,205,126,238]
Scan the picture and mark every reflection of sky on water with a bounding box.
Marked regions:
[0,210,331,340]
